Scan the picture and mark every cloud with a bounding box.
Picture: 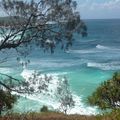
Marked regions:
[77,0,120,10]
[90,0,120,10]
[76,0,120,19]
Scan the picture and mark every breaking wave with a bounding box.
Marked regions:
[13,69,98,115]
[96,44,110,49]
[67,49,101,54]
[0,68,13,74]
[67,45,120,55]
[96,44,120,51]
[87,62,120,70]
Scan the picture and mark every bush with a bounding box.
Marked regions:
[40,106,48,112]
[88,72,120,110]
[0,90,17,115]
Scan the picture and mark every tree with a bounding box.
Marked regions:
[0,0,87,53]
[56,76,75,114]
[40,105,49,112]
[88,72,120,110]
[0,0,87,76]
[0,0,87,92]
[0,89,17,115]
[0,0,87,114]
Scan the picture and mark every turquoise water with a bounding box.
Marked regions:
[0,19,120,114]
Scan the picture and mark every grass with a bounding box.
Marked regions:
[0,110,120,120]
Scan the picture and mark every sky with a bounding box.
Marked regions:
[76,0,120,19]
[0,0,120,19]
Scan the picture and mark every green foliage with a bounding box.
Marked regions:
[0,0,87,116]
[88,72,120,110]
[0,90,17,115]
[40,106,48,112]
[0,0,87,53]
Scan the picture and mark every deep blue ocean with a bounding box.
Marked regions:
[0,19,120,115]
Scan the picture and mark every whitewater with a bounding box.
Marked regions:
[0,19,120,115]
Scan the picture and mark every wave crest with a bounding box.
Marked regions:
[12,69,98,115]
[87,62,120,70]
[96,44,110,49]
[67,49,101,54]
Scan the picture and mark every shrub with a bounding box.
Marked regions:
[0,90,17,115]
[88,72,120,110]
[40,106,48,112]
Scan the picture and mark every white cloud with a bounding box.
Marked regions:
[76,0,120,19]
[78,0,120,10]
[90,0,120,10]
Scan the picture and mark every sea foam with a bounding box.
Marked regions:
[96,44,120,51]
[67,49,101,54]
[0,68,13,74]
[96,44,109,49]
[13,69,99,115]
[87,62,120,70]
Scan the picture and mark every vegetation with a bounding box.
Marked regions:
[40,106,49,112]
[0,0,87,115]
[0,0,87,52]
[0,90,17,115]
[88,72,120,110]
[1,1,119,119]
[0,110,120,120]
[56,76,75,114]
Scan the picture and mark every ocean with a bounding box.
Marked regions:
[0,19,120,115]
